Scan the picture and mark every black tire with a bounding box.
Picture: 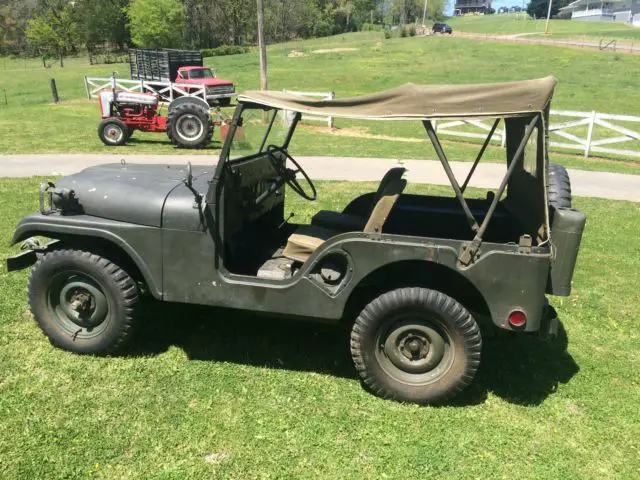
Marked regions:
[548,163,572,210]
[98,118,129,147]
[126,129,134,140]
[28,248,140,355]
[350,287,482,405]
[218,98,231,107]
[166,102,213,149]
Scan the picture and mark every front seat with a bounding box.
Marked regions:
[310,167,407,232]
[283,172,407,263]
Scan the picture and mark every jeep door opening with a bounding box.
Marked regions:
[8,77,586,405]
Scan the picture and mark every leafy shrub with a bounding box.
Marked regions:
[409,24,417,36]
[400,25,408,37]
[201,45,249,57]
[384,29,392,39]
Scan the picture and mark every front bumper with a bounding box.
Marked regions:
[205,93,236,100]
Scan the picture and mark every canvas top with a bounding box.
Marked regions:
[237,76,557,120]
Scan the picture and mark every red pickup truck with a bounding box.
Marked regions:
[176,66,235,106]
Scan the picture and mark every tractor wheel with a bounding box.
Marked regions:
[98,118,129,147]
[28,248,141,355]
[350,287,482,405]
[548,163,572,210]
[166,102,213,149]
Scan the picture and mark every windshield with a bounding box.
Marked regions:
[189,68,215,79]
[227,108,293,161]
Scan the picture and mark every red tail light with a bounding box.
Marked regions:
[508,310,527,328]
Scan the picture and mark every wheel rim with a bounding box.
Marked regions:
[176,114,204,142]
[104,124,124,144]
[47,271,111,339]
[375,313,454,385]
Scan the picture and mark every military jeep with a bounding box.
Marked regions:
[7,77,586,405]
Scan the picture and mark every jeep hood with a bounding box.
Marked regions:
[55,163,214,227]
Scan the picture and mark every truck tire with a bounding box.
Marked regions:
[28,248,140,355]
[166,102,213,149]
[548,163,572,209]
[350,287,481,405]
[98,118,129,147]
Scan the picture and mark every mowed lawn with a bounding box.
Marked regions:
[1,33,640,174]
[0,177,638,478]
[448,13,640,41]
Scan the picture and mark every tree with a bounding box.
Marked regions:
[527,0,559,19]
[76,0,130,52]
[26,0,82,67]
[127,0,186,48]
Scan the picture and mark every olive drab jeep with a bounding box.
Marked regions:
[7,77,586,405]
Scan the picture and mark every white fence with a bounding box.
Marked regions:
[436,110,640,158]
[293,91,640,159]
[84,76,207,104]
[283,90,335,128]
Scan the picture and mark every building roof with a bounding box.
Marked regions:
[238,77,557,120]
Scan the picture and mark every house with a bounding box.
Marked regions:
[558,0,640,23]
[454,0,492,15]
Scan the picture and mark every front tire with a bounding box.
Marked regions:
[98,118,129,146]
[350,287,482,404]
[28,249,140,355]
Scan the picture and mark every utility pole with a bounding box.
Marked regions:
[544,0,553,34]
[422,0,428,25]
[257,0,268,90]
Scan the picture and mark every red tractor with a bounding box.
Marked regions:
[97,90,214,149]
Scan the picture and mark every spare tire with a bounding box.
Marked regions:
[548,163,572,210]
[166,102,213,149]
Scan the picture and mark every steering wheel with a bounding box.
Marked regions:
[266,145,317,201]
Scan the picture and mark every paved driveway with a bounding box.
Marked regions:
[1,154,639,202]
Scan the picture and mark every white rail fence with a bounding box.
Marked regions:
[291,90,640,159]
[282,90,335,128]
[436,110,640,159]
[84,76,207,104]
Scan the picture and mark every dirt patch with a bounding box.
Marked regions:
[300,124,423,143]
[311,47,358,54]
[288,50,305,57]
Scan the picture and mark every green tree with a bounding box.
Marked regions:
[127,0,186,48]
[26,0,82,67]
[527,0,559,19]
[77,0,130,52]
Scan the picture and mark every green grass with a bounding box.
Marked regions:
[1,33,640,174]
[448,13,640,40]
[0,177,639,478]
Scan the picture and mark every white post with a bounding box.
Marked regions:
[501,119,507,148]
[544,0,553,34]
[584,110,596,157]
[422,0,428,25]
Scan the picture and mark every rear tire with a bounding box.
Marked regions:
[350,287,482,405]
[166,102,213,149]
[98,118,129,147]
[548,163,572,210]
[28,248,140,355]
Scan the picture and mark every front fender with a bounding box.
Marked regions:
[10,213,163,299]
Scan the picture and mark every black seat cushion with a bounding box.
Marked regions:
[311,210,367,232]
